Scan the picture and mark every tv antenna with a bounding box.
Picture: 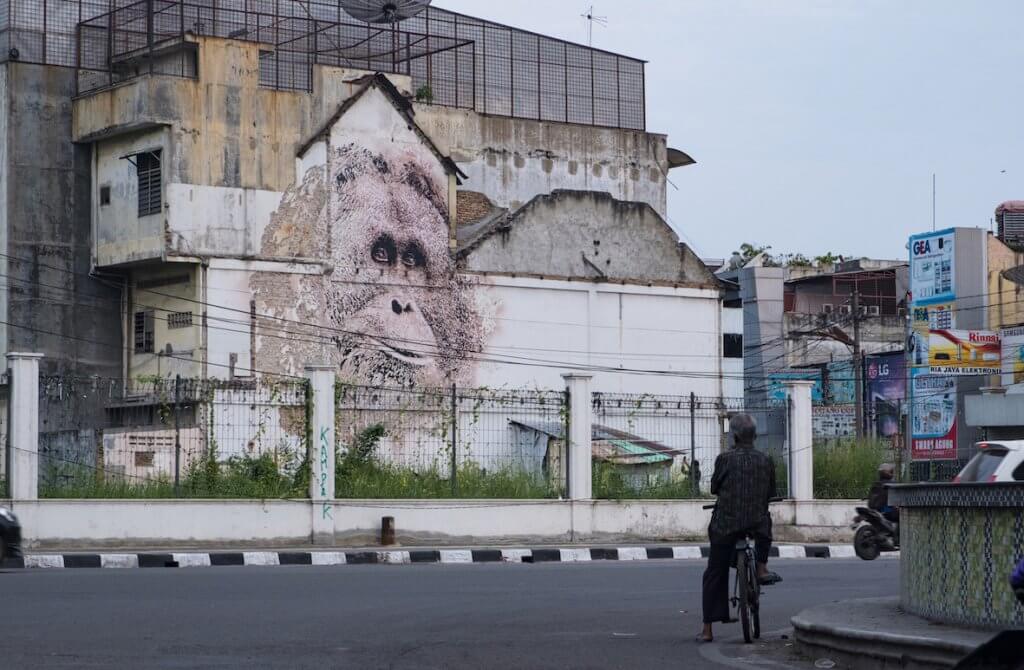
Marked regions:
[581,5,607,47]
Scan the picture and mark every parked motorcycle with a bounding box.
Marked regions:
[851,506,899,561]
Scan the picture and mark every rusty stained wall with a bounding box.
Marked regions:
[3,62,122,378]
[76,38,415,265]
[987,233,1024,331]
[414,103,669,218]
[459,190,713,287]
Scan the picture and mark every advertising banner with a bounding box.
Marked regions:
[910,371,957,460]
[914,329,1001,375]
[812,405,856,439]
[909,229,955,305]
[1001,326,1024,388]
[866,352,905,438]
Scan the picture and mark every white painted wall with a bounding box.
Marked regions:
[474,276,723,396]
[167,185,283,258]
[6,498,857,548]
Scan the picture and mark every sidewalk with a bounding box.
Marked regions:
[3,541,895,570]
[792,597,994,669]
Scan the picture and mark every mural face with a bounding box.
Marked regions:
[252,141,483,387]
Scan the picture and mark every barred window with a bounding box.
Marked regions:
[137,150,162,217]
[134,310,154,354]
[167,311,193,329]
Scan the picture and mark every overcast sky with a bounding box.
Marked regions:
[435,0,1024,262]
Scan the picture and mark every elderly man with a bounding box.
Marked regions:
[698,414,781,643]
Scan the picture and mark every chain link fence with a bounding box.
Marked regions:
[38,375,309,498]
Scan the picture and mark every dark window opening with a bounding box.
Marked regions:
[724,333,743,359]
[137,150,162,217]
[99,185,111,206]
[134,310,155,354]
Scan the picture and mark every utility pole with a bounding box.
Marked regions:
[852,289,865,438]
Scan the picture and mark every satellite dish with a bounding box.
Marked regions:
[340,0,431,24]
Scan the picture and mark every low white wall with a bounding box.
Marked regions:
[4,498,860,549]
[10,499,311,549]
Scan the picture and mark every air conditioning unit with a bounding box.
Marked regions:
[839,305,851,315]
[822,304,834,314]
[868,305,880,316]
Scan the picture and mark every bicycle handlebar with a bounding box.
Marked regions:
[702,496,786,510]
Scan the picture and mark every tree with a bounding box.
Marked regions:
[814,252,841,267]
[735,243,772,264]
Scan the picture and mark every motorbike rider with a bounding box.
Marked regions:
[1013,557,1024,606]
[867,463,899,524]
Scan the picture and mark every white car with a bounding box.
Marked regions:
[954,441,1024,483]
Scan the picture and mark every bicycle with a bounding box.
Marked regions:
[702,497,783,644]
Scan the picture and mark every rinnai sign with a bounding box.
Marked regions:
[909,229,955,305]
[921,329,1001,376]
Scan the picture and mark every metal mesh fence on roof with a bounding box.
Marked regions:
[0,0,644,130]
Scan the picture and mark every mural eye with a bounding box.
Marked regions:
[371,236,396,265]
[401,245,425,268]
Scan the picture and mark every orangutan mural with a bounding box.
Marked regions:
[250,136,484,387]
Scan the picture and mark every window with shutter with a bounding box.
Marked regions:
[134,310,155,354]
[137,150,162,217]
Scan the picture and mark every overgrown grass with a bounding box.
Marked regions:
[335,460,557,499]
[813,439,890,499]
[40,452,309,499]
[591,461,708,500]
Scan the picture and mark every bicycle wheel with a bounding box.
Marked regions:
[736,550,752,643]
[749,551,761,639]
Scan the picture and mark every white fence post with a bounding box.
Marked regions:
[8,353,42,500]
[784,380,815,500]
[562,373,593,500]
[305,364,335,544]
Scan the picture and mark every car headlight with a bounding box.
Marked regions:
[0,508,17,524]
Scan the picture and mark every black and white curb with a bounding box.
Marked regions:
[6,545,897,569]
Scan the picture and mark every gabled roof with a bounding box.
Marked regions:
[296,72,466,181]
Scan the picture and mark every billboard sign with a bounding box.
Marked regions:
[910,371,957,460]
[866,352,905,438]
[909,229,955,305]
[1001,326,1024,388]
[919,329,1000,375]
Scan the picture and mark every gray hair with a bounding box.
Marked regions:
[729,413,758,446]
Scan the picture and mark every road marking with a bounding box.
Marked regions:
[25,554,64,569]
[777,545,808,559]
[377,551,411,564]
[827,545,856,559]
[559,548,591,562]
[616,547,647,561]
[439,550,473,564]
[243,552,280,566]
[311,552,347,566]
[501,549,531,563]
[172,553,212,568]
[100,554,139,569]
[673,546,702,559]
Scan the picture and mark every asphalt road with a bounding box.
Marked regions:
[1,558,898,670]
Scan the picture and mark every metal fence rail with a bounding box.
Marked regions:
[1,0,646,130]
[37,375,309,496]
[334,383,568,498]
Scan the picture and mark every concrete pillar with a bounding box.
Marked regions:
[562,373,593,500]
[8,353,42,500]
[784,380,815,500]
[305,364,335,544]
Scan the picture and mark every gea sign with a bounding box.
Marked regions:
[912,239,933,256]
[909,229,954,305]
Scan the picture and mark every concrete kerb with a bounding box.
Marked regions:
[792,597,992,670]
[3,544,895,570]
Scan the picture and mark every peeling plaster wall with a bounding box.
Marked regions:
[460,190,712,286]
[414,104,668,217]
